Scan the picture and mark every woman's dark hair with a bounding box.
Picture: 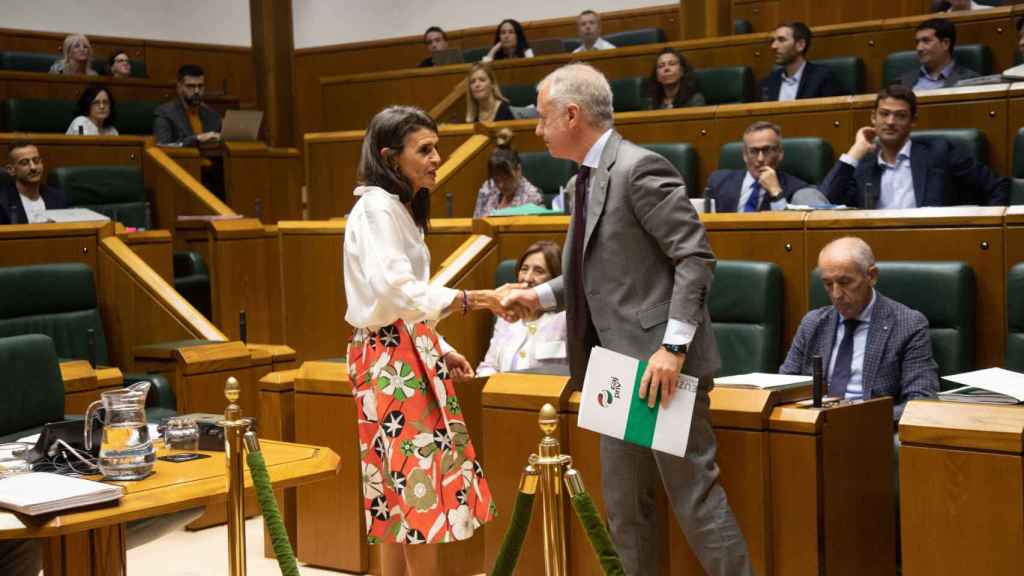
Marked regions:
[488,128,522,181]
[76,85,116,128]
[516,240,562,280]
[647,48,699,110]
[108,49,129,70]
[358,106,438,231]
[492,19,530,59]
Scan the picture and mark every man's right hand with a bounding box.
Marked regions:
[196,132,221,144]
[500,287,541,322]
[847,126,878,161]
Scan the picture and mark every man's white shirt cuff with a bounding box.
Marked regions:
[663,319,696,346]
[535,283,557,311]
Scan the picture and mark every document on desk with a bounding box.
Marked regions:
[939,367,1024,404]
[0,472,123,515]
[578,346,698,458]
[714,372,812,390]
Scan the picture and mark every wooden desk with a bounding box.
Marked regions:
[899,400,1024,576]
[118,230,172,284]
[59,361,123,414]
[221,142,302,224]
[0,440,338,576]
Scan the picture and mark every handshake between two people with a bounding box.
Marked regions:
[464,283,542,323]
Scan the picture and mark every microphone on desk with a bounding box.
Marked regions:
[703,185,716,213]
[812,354,824,408]
[239,310,247,344]
[864,180,877,210]
[87,328,97,367]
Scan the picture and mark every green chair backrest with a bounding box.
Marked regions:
[562,38,582,52]
[0,334,64,440]
[809,261,975,379]
[463,47,489,63]
[639,143,698,193]
[0,263,109,366]
[718,137,835,185]
[173,251,211,320]
[520,151,576,198]
[495,259,518,288]
[113,100,158,135]
[0,51,61,73]
[604,28,666,48]
[734,19,753,35]
[501,84,537,108]
[911,128,987,164]
[1007,263,1024,371]
[709,261,783,376]
[1012,127,1024,178]
[2,98,77,132]
[47,165,149,229]
[882,44,992,87]
[811,57,865,95]
[610,76,648,112]
[694,66,754,104]
[1011,178,1024,205]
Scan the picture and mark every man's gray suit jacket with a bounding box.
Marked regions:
[779,291,939,420]
[153,98,223,147]
[541,131,720,387]
[894,62,979,89]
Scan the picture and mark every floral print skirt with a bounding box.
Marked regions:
[347,320,495,544]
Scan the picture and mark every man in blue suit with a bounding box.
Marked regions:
[780,237,940,421]
[820,85,1008,208]
[756,21,848,102]
[706,121,809,212]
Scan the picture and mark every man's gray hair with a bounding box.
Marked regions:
[744,120,782,138]
[537,63,614,130]
[821,236,876,274]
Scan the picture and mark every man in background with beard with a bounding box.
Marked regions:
[154,64,224,195]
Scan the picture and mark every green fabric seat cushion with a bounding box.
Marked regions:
[911,129,987,164]
[1006,263,1024,371]
[0,334,65,438]
[610,76,648,112]
[0,51,61,73]
[718,137,834,185]
[1012,127,1024,178]
[519,152,576,197]
[694,66,754,104]
[811,57,865,95]
[604,28,666,48]
[639,143,698,193]
[174,252,211,319]
[462,47,489,63]
[0,263,109,365]
[495,259,518,288]
[882,44,992,86]
[3,98,77,132]
[47,165,148,228]
[810,261,975,378]
[710,261,783,376]
[501,84,537,108]
[113,100,158,135]
[1010,178,1024,205]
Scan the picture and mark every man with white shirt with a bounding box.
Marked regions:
[1,142,67,225]
[820,85,1007,208]
[573,10,616,53]
[895,18,978,90]
[780,237,939,421]
[756,21,846,101]
[501,63,753,576]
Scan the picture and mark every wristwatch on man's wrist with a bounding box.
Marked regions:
[662,343,688,355]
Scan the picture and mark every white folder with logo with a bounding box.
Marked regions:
[577,346,698,458]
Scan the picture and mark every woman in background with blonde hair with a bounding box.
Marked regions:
[49,34,98,76]
[472,128,542,218]
[464,63,514,123]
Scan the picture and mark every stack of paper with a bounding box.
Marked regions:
[938,367,1024,405]
[714,373,812,391]
[0,472,123,515]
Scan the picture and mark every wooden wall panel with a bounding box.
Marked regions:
[222,143,303,223]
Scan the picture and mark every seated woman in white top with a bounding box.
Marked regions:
[482,19,535,62]
[477,240,568,376]
[67,85,119,136]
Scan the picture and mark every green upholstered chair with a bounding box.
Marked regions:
[882,44,992,87]
[500,84,537,108]
[2,99,77,133]
[173,251,212,320]
[734,20,753,35]
[462,47,490,63]
[0,51,61,73]
[811,57,865,95]
[604,28,666,48]
[562,38,582,52]
[495,259,518,288]
[1012,127,1024,178]
[718,137,835,185]
[610,76,648,112]
[113,100,158,135]
[911,128,987,164]
[520,151,576,201]
[809,261,975,382]
[640,143,698,193]
[709,261,784,376]
[0,263,178,414]
[47,165,149,229]
[0,334,66,443]
[1007,263,1024,371]
[694,66,754,104]
[1011,179,1024,205]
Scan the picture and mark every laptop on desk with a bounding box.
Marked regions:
[431,48,465,66]
[220,109,264,142]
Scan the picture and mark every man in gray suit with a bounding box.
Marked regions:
[153,64,222,147]
[780,237,940,421]
[894,18,978,90]
[502,63,753,576]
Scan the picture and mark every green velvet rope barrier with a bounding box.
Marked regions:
[490,489,536,576]
[247,450,301,576]
[571,492,625,576]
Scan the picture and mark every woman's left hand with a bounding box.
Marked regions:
[443,351,475,381]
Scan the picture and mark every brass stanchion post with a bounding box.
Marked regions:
[220,376,250,576]
[531,403,570,576]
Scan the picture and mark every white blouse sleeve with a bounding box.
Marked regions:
[66,116,87,135]
[357,206,458,324]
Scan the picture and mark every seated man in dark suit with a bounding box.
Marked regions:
[819,85,1008,208]
[1,142,67,225]
[780,237,939,420]
[757,21,847,102]
[154,64,222,147]
[894,18,978,90]
[706,121,808,212]
[419,26,449,67]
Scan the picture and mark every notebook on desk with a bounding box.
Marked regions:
[0,472,123,515]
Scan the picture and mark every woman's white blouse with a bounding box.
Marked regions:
[66,116,118,136]
[476,311,568,376]
[344,186,458,332]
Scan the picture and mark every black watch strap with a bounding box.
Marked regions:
[663,343,688,355]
